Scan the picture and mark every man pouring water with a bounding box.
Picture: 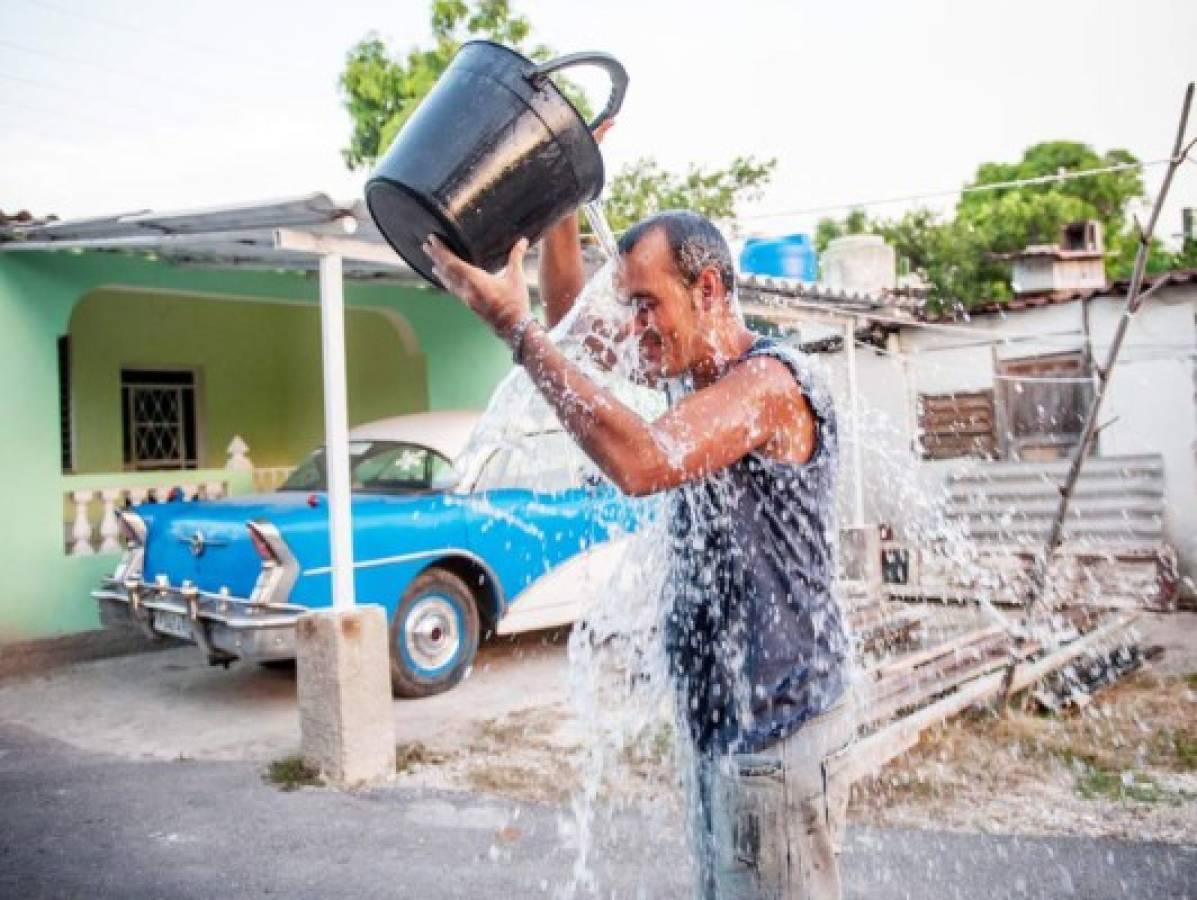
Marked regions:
[425,197,854,898]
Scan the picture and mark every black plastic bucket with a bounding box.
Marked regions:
[365,41,628,289]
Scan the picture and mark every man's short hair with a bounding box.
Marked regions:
[617,210,736,294]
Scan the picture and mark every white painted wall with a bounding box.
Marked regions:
[1011,256,1105,294]
[1091,291,1197,580]
[822,284,1197,587]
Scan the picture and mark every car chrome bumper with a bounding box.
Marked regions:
[92,576,304,664]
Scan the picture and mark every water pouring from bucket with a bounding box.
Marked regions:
[365,41,628,287]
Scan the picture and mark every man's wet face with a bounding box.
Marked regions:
[616,229,699,379]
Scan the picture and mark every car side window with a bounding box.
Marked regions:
[359,445,429,490]
[471,447,511,492]
[428,452,457,489]
[472,432,584,494]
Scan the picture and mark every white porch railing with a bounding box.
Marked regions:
[63,478,237,557]
[61,434,271,556]
[252,467,295,492]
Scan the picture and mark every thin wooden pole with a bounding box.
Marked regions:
[1026,83,1195,615]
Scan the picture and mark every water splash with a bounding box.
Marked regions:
[456,214,1167,894]
[583,200,620,260]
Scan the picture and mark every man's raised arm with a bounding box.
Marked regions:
[538,212,585,328]
[537,120,614,328]
[423,236,810,498]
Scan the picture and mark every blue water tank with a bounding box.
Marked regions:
[739,234,818,282]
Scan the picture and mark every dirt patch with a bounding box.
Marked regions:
[396,614,1197,845]
[392,701,683,810]
[393,704,582,803]
[394,741,453,774]
[850,667,1197,843]
[1135,611,1197,676]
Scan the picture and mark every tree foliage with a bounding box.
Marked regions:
[339,1,775,230]
[339,1,581,170]
[814,141,1187,309]
[603,156,777,233]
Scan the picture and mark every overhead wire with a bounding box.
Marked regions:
[844,333,1191,384]
[0,38,307,109]
[732,150,1195,335]
[748,283,1197,362]
[0,96,124,130]
[744,292,1085,343]
[607,154,1183,241]
[0,71,193,124]
[15,0,315,81]
[733,158,1173,222]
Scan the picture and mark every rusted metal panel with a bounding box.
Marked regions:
[917,390,996,460]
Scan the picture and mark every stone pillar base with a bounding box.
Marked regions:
[296,604,395,785]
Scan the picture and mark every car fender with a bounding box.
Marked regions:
[496,534,636,635]
[291,546,503,622]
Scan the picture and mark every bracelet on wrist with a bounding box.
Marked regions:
[508,314,539,365]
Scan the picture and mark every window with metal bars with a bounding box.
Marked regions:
[917,390,997,461]
[120,369,199,470]
[57,336,72,473]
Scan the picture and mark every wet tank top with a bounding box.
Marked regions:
[664,336,850,754]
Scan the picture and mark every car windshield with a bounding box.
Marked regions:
[279,441,455,494]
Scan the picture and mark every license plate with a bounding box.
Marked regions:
[153,610,192,640]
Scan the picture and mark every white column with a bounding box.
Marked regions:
[318,252,356,609]
[844,319,866,527]
[226,435,254,471]
[69,490,97,556]
[98,489,122,553]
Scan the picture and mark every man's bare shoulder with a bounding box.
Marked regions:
[722,354,807,406]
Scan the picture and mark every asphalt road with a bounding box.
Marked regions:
[1,724,1193,899]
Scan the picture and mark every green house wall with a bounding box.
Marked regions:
[69,290,428,471]
[0,250,511,641]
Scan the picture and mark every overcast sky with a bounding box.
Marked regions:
[1,0,1194,242]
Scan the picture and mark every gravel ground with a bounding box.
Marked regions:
[3,723,1195,900]
[1,611,1193,847]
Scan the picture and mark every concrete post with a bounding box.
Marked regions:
[296,605,395,785]
[841,524,883,598]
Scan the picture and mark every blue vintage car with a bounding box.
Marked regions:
[93,411,641,697]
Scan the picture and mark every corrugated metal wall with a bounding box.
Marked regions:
[944,454,1165,549]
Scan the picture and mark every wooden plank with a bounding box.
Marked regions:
[862,643,1013,725]
[825,613,1137,788]
[869,625,1006,680]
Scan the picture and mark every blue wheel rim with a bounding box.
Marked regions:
[398,592,466,679]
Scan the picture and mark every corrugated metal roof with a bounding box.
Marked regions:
[0,193,613,288]
[737,269,1197,325]
[0,193,417,281]
[994,245,1105,261]
[3,193,352,240]
[737,273,898,313]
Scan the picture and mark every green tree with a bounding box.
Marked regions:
[603,156,777,233]
[957,141,1149,284]
[814,208,871,254]
[340,1,775,229]
[339,0,580,170]
[815,141,1154,308]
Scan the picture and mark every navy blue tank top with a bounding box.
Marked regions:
[664,336,850,754]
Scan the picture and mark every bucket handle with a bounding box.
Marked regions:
[528,52,629,132]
